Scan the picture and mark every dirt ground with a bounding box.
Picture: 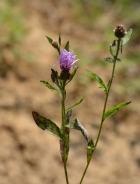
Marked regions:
[0,1,140,184]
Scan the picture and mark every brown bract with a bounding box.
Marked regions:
[113,25,127,38]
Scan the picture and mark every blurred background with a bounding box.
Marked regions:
[0,0,140,183]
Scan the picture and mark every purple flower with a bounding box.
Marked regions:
[59,49,78,71]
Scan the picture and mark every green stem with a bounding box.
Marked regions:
[79,158,91,184]
[64,161,69,184]
[61,81,69,184]
[94,61,116,147]
[61,83,66,139]
[95,38,121,147]
[79,39,121,184]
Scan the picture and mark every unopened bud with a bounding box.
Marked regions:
[60,70,70,81]
[113,25,127,39]
[52,41,58,49]
[51,68,58,83]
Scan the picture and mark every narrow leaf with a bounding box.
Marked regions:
[40,80,58,94]
[85,69,107,91]
[122,28,132,46]
[120,40,123,54]
[104,57,121,63]
[110,45,115,56]
[66,110,72,123]
[116,58,122,62]
[58,34,61,46]
[66,97,84,112]
[104,57,114,63]
[104,101,131,120]
[60,109,70,162]
[46,36,53,44]
[32,111,62,139]
[107,79,111,88]
[60,131,69,162]
[87,139,95,163]
[66,119,89,141]
[64,41,69,51]
[66,67,79,85]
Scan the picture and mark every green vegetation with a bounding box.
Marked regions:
[0,0,29,77]
[71,0,140,97]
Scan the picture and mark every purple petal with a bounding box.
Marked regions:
[59,49,78,71]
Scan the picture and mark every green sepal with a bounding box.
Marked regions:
[32,111,63,139]
[66,66,79,85]
[122,28,132,46]
[87,139,95,163]
[40,80,59,94]
[46,36,53,44]
[66,119,89,141]
[85,69,107,92]
[103,101,131,120]
[66,96,84,113]
[64,41,69,51]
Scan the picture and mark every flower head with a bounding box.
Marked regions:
[59,49,78,71]
[113,25,127,39]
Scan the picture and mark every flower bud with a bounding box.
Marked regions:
[113,25,127,39]
[51,68,58,83]
[52,41,58,49]
[60,70,71,81]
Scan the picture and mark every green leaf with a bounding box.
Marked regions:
[104,57,121,63]
[87,139,95,163]
[104,101,131,120]
[85,69,107,92]
[107,79,111,88]
[104,57,114,63]
[66,67,79,85]
[116,58,122,62]
[60,110,70,162]
[40,80,59,94]
[60,130,70,162]
[66,110,72,123]
[122,28,132,46]
[46,36,53,44]
[110,45,115,56]
[32,111,63,139]
[66,119,89,141]
[64,41,69,51]
[66,96,84,112]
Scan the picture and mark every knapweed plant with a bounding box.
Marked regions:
[32,25,132,184]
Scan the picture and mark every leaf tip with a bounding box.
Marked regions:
[127,101,131,105]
